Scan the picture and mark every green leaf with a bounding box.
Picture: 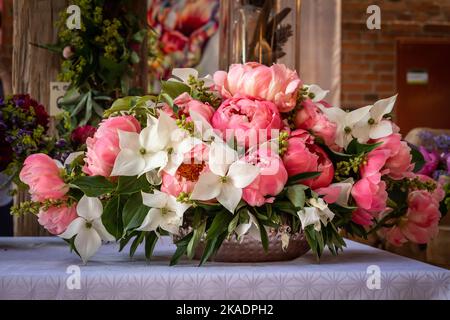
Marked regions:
[286,185,308,208]
[287,172,321,185]
[228,211,241,234]
[122,192,149,232]
[199,231,228,266]
[129,231,146,258]
[116,175,151,195]
[170,232,193,266]
[257,219,269,252]
[161,80,190,100]
[101,196,121,239]
[346,138,382,155]
[144,232,158,260]
[409,144,425,172]
[187,221,206,259]
[205,211,232,241]
[70,176,115,197]
[69,92,88,117]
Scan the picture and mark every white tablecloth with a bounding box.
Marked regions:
[0,237,449,300]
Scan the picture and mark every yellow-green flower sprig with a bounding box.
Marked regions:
[335,154,367,181]
[278,131,290,156]
[187,75,221,108]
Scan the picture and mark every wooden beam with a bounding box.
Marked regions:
[12,0,68,236]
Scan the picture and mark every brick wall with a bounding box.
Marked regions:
[341,0,450,108]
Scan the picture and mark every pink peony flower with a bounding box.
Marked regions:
[161,144,208,197]
[360,149,390,178]
[294,99,337,146]
[211,96,283,147]
[242,148,288,207]
[351,174,388,214]
[19,153,68,201]
[37,204,77,235]
[416,174,445,203]
[384,190,441,245]
[417,146,440,177]
[282,129,334,189]
[174,92,215,122]
[213,62,302,112]
[83,115,141,177]
[352,208,374,226]
[373,133,414,180]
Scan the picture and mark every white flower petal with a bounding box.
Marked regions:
[217,182,242,213]
[333,178,354,207]
[318,106,346,124]
[308,84,329,102]
[75,227,102,264]
[351,123,371,144]
[92,219,115,241]
[137,208,164,232]
[235,222,252,238]
[208,141,237,176]
[59,217,85,239]
[190,110,223,142]
[159,211,183,234]
[298,207,320,231]
[64,151,85,167]
[111,149,145,177]
[318,207,335,226]
[118,130,140,151]
[369,120,393,140]
[346,105,372,125]
[370,94,397,122]
[190,172,221,201]
[164,152,184,176]
[143,151,168,173]
[141,190,168,209]
[166,196,191,217]
[146,170,162,185]
[77,196,103,220]
[227,161,260,188]
[171,67,198,83]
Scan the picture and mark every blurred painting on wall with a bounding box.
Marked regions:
[147,0,220,92]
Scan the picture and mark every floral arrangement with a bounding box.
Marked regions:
[40,0,149,126]
[15,63,447,265]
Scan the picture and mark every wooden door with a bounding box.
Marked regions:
[396,39,450,135]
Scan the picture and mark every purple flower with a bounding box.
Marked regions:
[418,146,440,177]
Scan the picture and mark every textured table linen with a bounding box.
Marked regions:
[0,237,449,300]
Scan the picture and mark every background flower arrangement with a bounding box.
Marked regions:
[14,62,448,265]
[40,0,150,126]
[0,94,97,192]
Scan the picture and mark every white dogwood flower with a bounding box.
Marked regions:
[190,142,260,213]
[111,112,199,177]
[137,190,191,235]
[59,196,114,263]
[319,105,372,148]
[235,212,261,241]
[170,68,214,87]
[352,94,398,141]
[306,84,329,102]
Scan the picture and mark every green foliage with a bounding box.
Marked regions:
[409,144,425,173]
[70,175,116,197]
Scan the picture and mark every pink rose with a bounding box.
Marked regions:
[384,190,441,245]
[211,96,282,147]
[351,174,387,214]
[37,204,77,235]
[294,99,337,146]
[83,115,141,177]
[161,144,208,197]
[19,154,68,201]
[214,62,302,112]
[373,133,414,180]
[242,148,288,207]
[282,130,334,189]
[174,92,215,122]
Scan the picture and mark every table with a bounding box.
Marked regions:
[0,237,449,300]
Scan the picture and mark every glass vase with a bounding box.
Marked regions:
[219,0,301,71]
